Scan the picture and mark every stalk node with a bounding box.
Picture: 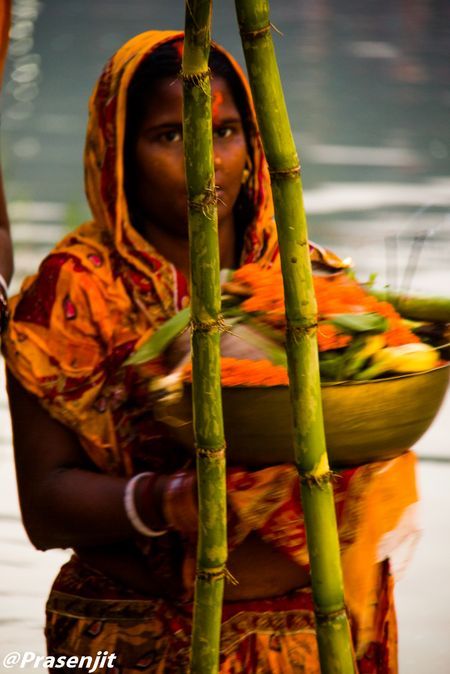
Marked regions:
[238,23,271,41]
[188,186,217,218]
[190,315,230,334]
[297,469,334,488]
[314,606,349,625]
[196,565,232,583]
[180,68,211,94]
[196,445,226,460]
[286,322,318,342]
[268,165,301,179]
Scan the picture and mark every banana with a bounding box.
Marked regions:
[355,342,439,380]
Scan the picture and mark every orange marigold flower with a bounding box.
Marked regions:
[231,265,419,351]
[317,323,352,351]
[182,358,289,387]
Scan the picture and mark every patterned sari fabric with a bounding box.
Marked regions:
[2,31,418,673]
[44,453,416,673]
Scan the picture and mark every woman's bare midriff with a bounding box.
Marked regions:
[75,533,310,602]
[224,531,310,601]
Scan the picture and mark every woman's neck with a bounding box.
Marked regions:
[140,215,236,280]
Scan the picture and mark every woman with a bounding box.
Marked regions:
[3,31,417,672]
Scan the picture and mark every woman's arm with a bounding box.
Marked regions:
[8,372,192,597]
[7,370,167,551]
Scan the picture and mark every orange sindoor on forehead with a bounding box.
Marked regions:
[212,91,224,123]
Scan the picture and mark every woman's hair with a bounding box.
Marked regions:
[124,38,256,257]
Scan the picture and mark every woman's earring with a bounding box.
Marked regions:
[241,155,252,184]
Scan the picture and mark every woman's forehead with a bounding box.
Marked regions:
[140,75,241,126]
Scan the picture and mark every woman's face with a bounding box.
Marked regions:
[133,75,247,238]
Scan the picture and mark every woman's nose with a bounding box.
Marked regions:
[214,153,223,169]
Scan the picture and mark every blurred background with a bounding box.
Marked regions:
[1,0,449,671]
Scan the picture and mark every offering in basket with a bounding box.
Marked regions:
[128,263,450,468]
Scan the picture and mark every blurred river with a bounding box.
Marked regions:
[2,0,450,293]
[1,0,449,672]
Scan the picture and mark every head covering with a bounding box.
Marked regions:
[84,31,279,278]
[3,31,346,473]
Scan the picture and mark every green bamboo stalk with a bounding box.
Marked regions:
[182,2,227,673]
[234,2,356,672]
[370,287,450,323]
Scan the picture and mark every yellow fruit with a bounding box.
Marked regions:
[357,334,386,360]
[372,343,438,373]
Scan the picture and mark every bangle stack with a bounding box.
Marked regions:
[124,472,168,538]
[163,471,198,533]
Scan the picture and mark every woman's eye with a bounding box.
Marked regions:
[161,130,182,143]
[214,126,233,139]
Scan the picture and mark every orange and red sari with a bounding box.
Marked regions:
[2,30,418,673]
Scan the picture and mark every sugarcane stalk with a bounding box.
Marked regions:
[183,2,227,673]
[235,1,356,671]
[370,287,450,323]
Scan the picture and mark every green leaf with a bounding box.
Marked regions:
[246,317,285,344]
[125,308,191,365]
[319,351,346,381]
[340,335,373,379]
[222,304,247,318]
[329,312,388,334]
[230,323,287,367]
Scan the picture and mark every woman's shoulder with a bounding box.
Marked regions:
[13,221,120,311]
[5,220,134,348]
[50,220,117,283]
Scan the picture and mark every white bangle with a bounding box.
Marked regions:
[124,472,168,538]
[0,272,8,297]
